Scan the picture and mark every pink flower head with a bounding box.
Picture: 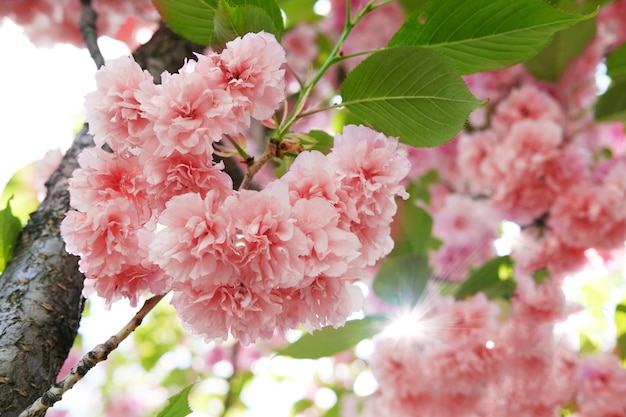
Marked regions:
[69,148,149,217]
[511,229,588,278]
[291,197,361,279]
[431,194,498,247]
[282,23,319,81]
[328,125,410,265]
[548,183,626,250]
[456,130,501,195]
[150,191,236,288]
[143,70,236,157]
[277,277,364,332]
[140,151,234,212]
[282,150,350,208]
[491,84,564,133]
[224,181,309,289]
[85,55,156,155]
[61,198,148,281]
[511,275,568,324]
[171,281,282,345]
[495,119,563,175]
[576,353,626,416]
[84,258,168,307]
[218,31,286,121]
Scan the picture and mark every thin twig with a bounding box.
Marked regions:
[79,0,105,69]
[238,140,279,190]
[18,294,166,417]
[220,342,240,417]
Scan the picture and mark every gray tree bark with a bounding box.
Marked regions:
[0,23,205,417]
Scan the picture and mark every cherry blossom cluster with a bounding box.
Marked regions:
[0,0,158,48]
[364,278,626,417]
[60,31,410,344]
[401,0,626,280]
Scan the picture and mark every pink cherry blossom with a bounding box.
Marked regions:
[277,277,364,332]
[69,148,149,217]
[218,31,286,121]
[511,229,588,278]
[548,183,626,250]
[142,70,236,157]
[140,151,234,212]
[85,55,157,155]
[291,197,361,279]
[150,191,237,288]
[430,238,496,282]
[456,129,501,195]
[431,194,498,247]
[171,281,283,345]
[224,181,309,290]
[282,23,319,83]
[84,259,168,307]
[491,84,564,133]
[328,125,410,266]
[61,197,156,303]
[575,353,626,416]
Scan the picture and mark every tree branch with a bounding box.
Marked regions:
[79,0,105,69]
[0,125,92,417]
[18,294,165,417]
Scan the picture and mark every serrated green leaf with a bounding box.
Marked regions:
[389,0,595,74]
[373,254,430,307]
[213,0,283,46]
[0,198,23,273]
[276,316,386,359]
[525,0,607,81]
[615,300,626,359]
[213,1,278,47]
[595,78,626,123]
[606,43,626,83]
[341,47,482,147]
[524,19,596,81]
[152,0,219,45]
[454,255,515,300]
[156,384,194,417]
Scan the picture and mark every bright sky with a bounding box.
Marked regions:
[0,19,130,191]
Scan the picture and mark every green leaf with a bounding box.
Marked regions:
[615,300,626,359]
[341,47,483,147]
[524,20,595,81]
[525,0,607,81]
[398,0,431,14]
[306,129,334,153]
[276,316,387,359]
[152,0,283,46]
[389,0,595,74]
[606,43,626,83]
[213,0,284,46]
[213,1,278,46]
[1,163,39,226]
[393,198,435,256]
[373,254,430,307]
[276,0,320,28]
[155,384,194,417]
[152,0,219,45]
[0,198,22,273]
[595,78,626,123]
[454,255,515,300]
